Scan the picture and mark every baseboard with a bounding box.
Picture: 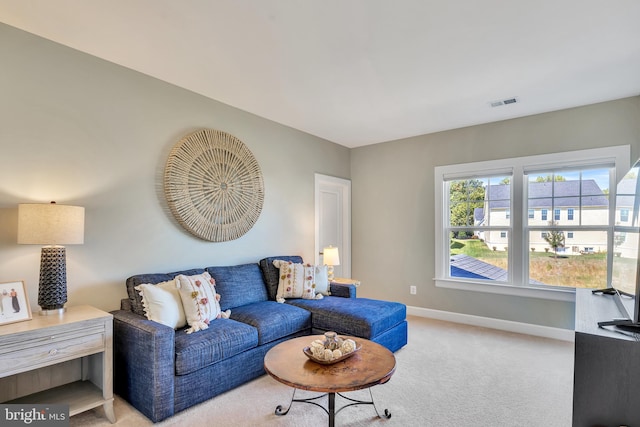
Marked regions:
[407,306,575,342]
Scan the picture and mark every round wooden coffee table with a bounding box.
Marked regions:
[264,335,396,427]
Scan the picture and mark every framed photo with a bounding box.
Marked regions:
[0,281,32,326]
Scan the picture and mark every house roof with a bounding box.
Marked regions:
[487,179,609,209]
[450,254,508,281]
[450,254,545,285]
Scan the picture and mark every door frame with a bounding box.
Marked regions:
[314,173,352,278]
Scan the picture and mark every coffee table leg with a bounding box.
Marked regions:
[275,388,331,419]
[275,388,297,416]
[368,388,392,419]
[328,392,336,427]
[334,388,392,420]
[275,388,390,425]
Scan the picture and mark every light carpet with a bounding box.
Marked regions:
[72,315,574,426]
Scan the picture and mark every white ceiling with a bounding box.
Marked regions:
[1,1,639,148]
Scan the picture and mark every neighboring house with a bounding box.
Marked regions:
[475,180,610,254]
[613,175,640,259]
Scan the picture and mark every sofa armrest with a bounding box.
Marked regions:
[120,298,132,311]
[111,309,176,422]
[329,282,357,298]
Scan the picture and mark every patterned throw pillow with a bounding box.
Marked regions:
[273,260,323,302]
[176,271,222,334]
[301,264,318,300]
[135,279,186,329]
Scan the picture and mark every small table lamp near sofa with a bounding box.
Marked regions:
[17,202,85,315]
[323,245,340,281]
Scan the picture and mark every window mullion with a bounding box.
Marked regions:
[512,166,523,285]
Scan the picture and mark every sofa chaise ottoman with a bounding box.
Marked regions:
[111,255,407,422]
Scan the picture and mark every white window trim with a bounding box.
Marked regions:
[434,145,630,301]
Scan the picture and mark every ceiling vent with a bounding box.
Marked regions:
[490,97,519,108]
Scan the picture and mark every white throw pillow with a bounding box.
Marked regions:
[311,264,330,296]
[176,272,222,334]
[273,260,320,302]
[135,279,186,329]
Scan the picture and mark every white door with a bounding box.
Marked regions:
[315,174,351,278]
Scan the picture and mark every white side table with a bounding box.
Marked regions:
[0,305,115,423]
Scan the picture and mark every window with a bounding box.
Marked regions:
[445,174,511,281]
[621,209,629,223]
[434,145,629,300]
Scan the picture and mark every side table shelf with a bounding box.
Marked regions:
[0,305,115,423]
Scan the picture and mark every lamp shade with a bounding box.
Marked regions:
[18,202,85,245]
[323,246,340,266]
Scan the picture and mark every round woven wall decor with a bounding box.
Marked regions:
[164,129,264,242]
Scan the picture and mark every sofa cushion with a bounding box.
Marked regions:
[126,269,206,317]
[286,296,407,339]
[258,256,303,300]
[176,272,222,333]
[135,279,186,329]
[174,318,258,376]
[206,263,268,311]
[230,301,311,345]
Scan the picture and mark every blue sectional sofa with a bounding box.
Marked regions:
[111,256,407,422]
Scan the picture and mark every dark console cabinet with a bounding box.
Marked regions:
[573,288,640,426]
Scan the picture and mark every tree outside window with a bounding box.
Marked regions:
[543,222,565,258]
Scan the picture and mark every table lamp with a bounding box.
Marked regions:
[323,246,340,281]
[18,202,85,315]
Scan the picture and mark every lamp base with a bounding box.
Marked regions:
[38,246,68,312]
[327,265,335,281]
[40,307,66,316]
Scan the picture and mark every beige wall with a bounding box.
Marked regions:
[351,96,640,329]
[0,24,350,312]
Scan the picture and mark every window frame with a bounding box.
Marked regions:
[434,145,629,302]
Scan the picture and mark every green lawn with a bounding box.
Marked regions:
[450,238,506,259]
